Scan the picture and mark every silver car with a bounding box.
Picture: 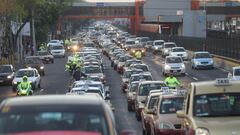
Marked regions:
[162,56,186,76]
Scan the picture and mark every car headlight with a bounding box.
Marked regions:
[209,60,213,64]
[165,64,171,70]
[159,122,173,129]
[181,64,185,68]
[141,50,145,53]
[132,50,136,53]
[13,81,17,84]
[40,66,44,69]
[195,61,201,65]
[67,46,70,49]
[73,45,78,51]
[7,75,12,79]
[164,49,169,53]
[195,128,210,135]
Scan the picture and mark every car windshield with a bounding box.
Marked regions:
[165,43,176,48]
[140,37,150,42]
[194,93,240,117]
[172,48,185,52]
[37,52,50,56]
[234,69,240,76]
[160,97,184,114]
[126,41,135,45]
[132,65,148,72]
[123,70,142,78]
[126,61,142,67]
[139,83,165,96]
[147,41,153,45]
[84,67,102,74]
[49,40,58,43]
[166,57,182,63]
[195,53,211,58]
[131,75,152,82]
[25,58,42,64]
[16,70,34,77]
[119,57,126,62]
[52,46,63,50]
[130,83,139,92]
[0,105,109,135]
[155,41,164,45]
[72,89,102,97]
[84,43,95,48]
[0,66,12,73]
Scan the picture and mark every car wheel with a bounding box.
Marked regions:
[135,112,141,121]
[127,105,132,112]
[142,129,146,135]
[38,82,41,88]
[181,73,186,76]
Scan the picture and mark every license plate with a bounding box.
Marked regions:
[46,58,49,61]
[173,70,178,73]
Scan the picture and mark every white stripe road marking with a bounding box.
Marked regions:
[185,73,199,81]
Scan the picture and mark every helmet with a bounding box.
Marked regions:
[23,76,28,82]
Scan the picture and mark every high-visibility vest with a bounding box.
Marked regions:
[164,77,180,87]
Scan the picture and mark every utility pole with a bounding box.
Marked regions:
[30,9,36,55]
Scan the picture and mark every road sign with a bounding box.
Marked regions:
[96,2,104,7]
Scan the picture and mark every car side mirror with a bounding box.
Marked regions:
[120,130,137,135]
[176,110,186,118]
[141,100,146,104]
[147,107,157,115]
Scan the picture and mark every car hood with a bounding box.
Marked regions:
[167,63,183,67]
[193,117,240,134]
[13,77,37,82]
[233,76,240,80]
[159,114,182,127]
[86,73,103,77]
[40,55,53,58]
[10,131,101,135]
[170,52,187,55]
[25,64,43,68]
[194,58,212,62]
[51,49,65,52]
[0,73,12,76]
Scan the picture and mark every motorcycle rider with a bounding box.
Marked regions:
[135,50,142,60]
[73,65,87,81]
[164,73,180,89]
[17,76,32,96]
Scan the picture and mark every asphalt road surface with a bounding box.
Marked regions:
[0,51,229,134]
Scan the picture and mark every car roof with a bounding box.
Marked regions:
[154,40,164,42]
[190,80,240,95]
[164,42,175,44]
[166,56,182,58]
[18,68,36,71]
[131,73,152,77]
[233,66,240,69]
[1,95,103,106]
[74,80,102,85]
[194,51,209,54]
[172,47,184,49]
[0,64,12,67]
[139,81,165,85]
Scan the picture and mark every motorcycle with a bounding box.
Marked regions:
[16,86,33,96]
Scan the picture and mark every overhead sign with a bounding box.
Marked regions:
[96,2,104,7]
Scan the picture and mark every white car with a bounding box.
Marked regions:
[47,40,61,47]
[12,68,41,91]
[152,40,164,54]
[169,47,188,60]
[228,66,240,80]
[162,56,186,76]
[49,45,65,58]
[161,42,177,57]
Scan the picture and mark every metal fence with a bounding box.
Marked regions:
[139,31,240,60]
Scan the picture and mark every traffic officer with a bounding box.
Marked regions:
[135,50,142,60]
[65,61,72,71]
[39,43,45,51]
[17,76,32,96]
[73,65,87,81]
[164,73,180,89]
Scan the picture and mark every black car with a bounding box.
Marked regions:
[36,51,54,64]
[0,65,14,85]
[24,56,45,75]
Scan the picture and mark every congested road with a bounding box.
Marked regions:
[0,47,229,134]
